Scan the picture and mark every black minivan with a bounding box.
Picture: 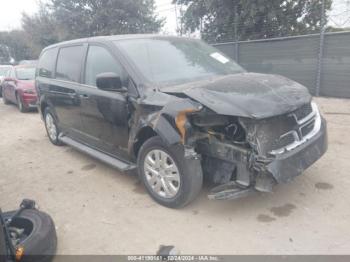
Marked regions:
[36,35,327,208]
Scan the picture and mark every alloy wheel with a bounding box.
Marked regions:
[143,149,181,198]
[45,113,58,141]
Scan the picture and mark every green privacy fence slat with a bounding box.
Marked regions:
[213,31,350,98]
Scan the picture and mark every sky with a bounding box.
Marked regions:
[0,0,348,32]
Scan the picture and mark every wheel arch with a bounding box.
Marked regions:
[133,126,158,158]
[40,101,49,118]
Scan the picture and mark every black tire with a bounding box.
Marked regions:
[2,92,10,105]
[17,93,28,113]
[137,136,203,208]
[2,209,57,262]
[44,107,63,146]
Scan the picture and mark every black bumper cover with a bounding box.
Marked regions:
[266,118,328,184]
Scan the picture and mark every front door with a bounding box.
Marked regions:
[78,44,130,158]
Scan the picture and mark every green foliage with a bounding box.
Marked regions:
[174,0,333,42]
[49,0,164,39]
[0,30,33,63]
[0,0,163,63]
[22,1,60,58]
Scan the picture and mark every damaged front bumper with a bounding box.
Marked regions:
[198,119,328,200]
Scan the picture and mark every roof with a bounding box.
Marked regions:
[42,34,195,52]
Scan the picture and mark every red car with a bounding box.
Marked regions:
[2,65,38,112]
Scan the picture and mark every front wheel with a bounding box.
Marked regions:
[2,91,10,105]
[137,136,203,208]
[17,94,27,113]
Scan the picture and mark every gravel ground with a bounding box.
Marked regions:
[0,97,349,255]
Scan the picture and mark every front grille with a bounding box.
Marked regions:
[301,119,315,136]
[269,102,321,154]
[240,102,320,155]
[274,133,296,149]
[294,103,313,121]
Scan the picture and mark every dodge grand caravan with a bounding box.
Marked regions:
[36,35,327,208]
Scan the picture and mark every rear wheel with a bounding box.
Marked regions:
[44,108,63,146]
[137,136,203,208]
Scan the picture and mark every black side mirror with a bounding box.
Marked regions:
[96,72,126,92]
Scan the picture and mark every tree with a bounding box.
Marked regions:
[0,30,33,62]
[173,0,332,43]
[21,0,164,57]
[47,0,163,40]
[22,1,60,58]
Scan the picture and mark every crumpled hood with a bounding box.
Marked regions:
[160,73,312,119]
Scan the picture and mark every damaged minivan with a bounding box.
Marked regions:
[36,35,327,208]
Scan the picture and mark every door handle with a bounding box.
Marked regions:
[79,94,89,99]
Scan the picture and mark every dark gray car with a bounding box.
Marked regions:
[36,35,327,208]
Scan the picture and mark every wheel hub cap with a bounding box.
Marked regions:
[45,113,57,141]
[144,149,181,198]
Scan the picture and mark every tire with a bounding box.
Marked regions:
[137,136,203,208]
[2,92,10,105]
[17,93,28,113]
[44,107,63,146]
[2,209,57,262]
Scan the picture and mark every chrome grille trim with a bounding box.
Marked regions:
[270,102,321,155]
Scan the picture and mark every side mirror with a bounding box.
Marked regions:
[96,72,126,92]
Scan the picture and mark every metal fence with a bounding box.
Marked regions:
[213,31,350,98]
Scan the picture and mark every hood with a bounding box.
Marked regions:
[160,73,311,119]
[17,80,35,90]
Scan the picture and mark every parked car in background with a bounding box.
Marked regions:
[2,65,38,112]
[0,65,13,97]
[36,35,327,208]
[18,60,38,66]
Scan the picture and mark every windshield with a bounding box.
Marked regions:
[15,68,36,80]
[115,38,244,85]
[0,67,11,77]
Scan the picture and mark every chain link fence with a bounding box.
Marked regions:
[213,31,350,98]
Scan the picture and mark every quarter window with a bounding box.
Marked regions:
[37,48,57,78]
[84,45,124,87]
[56,46,84,82]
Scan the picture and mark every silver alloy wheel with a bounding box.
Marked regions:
[144,149,181,199]
[45,113,57,141]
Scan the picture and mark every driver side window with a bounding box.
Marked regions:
[84,45,125,87]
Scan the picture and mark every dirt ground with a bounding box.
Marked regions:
[0,97,350,255]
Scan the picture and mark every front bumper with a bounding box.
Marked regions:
[22,94,38,108]
[266,118,327,184]
[197,118,328,199]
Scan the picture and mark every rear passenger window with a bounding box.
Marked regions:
[56,46,84,82]
[84,45,124,87]
[37,48,57,78]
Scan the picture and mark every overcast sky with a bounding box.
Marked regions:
[0,0,348,32]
